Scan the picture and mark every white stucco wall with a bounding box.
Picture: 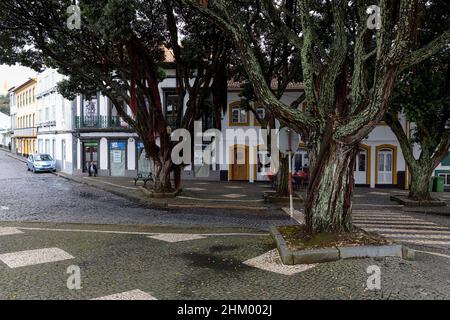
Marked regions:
[100,137,108,170]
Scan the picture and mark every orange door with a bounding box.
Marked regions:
[231,146,248,181]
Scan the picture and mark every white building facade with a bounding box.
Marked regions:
[27,64,450,190]
[8,87,16,152]
[36,69,75,174]
[0,111,11,148]
[213,82,410,189]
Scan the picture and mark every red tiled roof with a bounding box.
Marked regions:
[227,79,304,90]
[163,47,175,63]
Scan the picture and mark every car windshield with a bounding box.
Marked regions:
[35,154,53,161]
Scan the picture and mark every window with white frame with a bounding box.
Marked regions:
[230,104,248,125]
[438,173,450,186]
[256,107,265,123]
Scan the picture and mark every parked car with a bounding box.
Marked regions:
[26,153,56,173]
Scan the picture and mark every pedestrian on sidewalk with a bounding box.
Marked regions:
[88,161,98,177]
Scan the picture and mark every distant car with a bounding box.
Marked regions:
[26,153,56,173]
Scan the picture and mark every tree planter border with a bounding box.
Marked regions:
[270,227,415,265]
[390,194,446,207]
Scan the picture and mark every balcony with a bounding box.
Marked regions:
[74,116,131,130]
[13,127,37,137]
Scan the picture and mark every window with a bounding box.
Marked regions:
[254,106,266,125]
[257,150,271,174]
[256,107,265,121]
[438,174,450,186]
[35,154,53,161]
[164,91,179,127]
[294,149,309,172]
[45,140,50,154]
[229,103,248,126]
[354,150,367,171]
[38,139,43,153]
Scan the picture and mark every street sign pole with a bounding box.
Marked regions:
[288,130,294,218]
[288,150,293,218]
[278,127,299,219]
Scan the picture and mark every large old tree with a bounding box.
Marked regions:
[386,60,450,201]
[0,0,227,192]
[385,0,450,201]
[182,0,450,233]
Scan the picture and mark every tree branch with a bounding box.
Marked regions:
[400,29,450,72]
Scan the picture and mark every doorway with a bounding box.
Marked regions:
[377,149,393,184]
[230,145,249,181]
[354,148,369,184]
[61,140,66,170]
[109,141,126,177]
[82,141,99,173]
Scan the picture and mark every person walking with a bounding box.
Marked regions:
[88,161,98,177]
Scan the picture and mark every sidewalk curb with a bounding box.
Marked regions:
[1,149,289,215]
[53,171,169,210]
[168,204,270,211]
[56,172,284,213]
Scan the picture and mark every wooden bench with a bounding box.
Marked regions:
[134,173,153,186]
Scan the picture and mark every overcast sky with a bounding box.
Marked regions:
[0,64,37,94]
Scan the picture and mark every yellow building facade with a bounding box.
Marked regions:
[14,78,37,156]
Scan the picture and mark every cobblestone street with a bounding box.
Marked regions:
[1,150,450,299]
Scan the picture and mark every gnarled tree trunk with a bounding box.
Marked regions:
[408,163,434,201]
[153,158,173,193]
[276,155,290,196]
[304,141,357,233]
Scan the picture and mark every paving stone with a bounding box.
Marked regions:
[0,247,74,268]
[243,249,316,276]
[0,227,23,236]
[148,233,207,243]
[92,289,157,300]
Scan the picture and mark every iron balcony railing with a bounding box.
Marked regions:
[74,116,130,129]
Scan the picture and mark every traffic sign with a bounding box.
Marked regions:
[278,127,300,154]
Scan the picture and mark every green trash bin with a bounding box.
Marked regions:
[433,176,445,192]
[430,177,435,192]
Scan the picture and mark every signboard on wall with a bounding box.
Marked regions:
[112,150,122,163]
[110,141,126,150]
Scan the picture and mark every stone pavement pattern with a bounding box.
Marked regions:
[0,150,292,230]
[0,222,449,300]
[1,150,450,299]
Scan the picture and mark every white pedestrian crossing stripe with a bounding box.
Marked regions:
[354,212,450,247]
[148,234,207,243]
[0,247,74,268]
[92,289,157,300]
[149,233,206,243]
[0,227,23,236]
